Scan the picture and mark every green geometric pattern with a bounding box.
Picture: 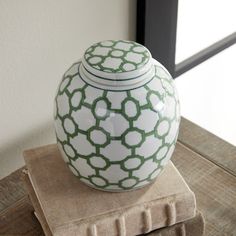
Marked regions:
[54,62,180,191]
[84,40,151,73]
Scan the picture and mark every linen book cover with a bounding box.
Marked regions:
[23,144,196,236]
[23,171,203,236]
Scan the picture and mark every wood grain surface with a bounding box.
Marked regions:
[0,118,236,236]
[173,143,236,236]
[0,196,43,236]
[179,118,236,176]
[0,167,25,213]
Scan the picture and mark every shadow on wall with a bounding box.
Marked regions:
[0,121,56,179]
[128,0,137,41]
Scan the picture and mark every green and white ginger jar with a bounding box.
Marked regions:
[54,40,180,192]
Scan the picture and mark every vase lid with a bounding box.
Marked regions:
[80,40,154,90]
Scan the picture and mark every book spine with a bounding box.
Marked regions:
[147,212,204,236]
[55,192,196,236]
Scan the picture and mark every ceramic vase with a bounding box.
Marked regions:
[54,40,180,192]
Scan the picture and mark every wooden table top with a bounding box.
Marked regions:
[0,117,236,236]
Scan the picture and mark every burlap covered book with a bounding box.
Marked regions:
[23,171,204,236]
[23,144,196,236]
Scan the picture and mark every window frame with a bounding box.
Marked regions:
[136,0,236,78]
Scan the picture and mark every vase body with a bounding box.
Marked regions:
[54,40,180,191]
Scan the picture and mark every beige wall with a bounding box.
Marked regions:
[0,0,136,178]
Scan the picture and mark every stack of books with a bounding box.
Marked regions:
[23,144,204,236]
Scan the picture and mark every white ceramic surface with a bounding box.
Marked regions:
[54,40,180,191]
